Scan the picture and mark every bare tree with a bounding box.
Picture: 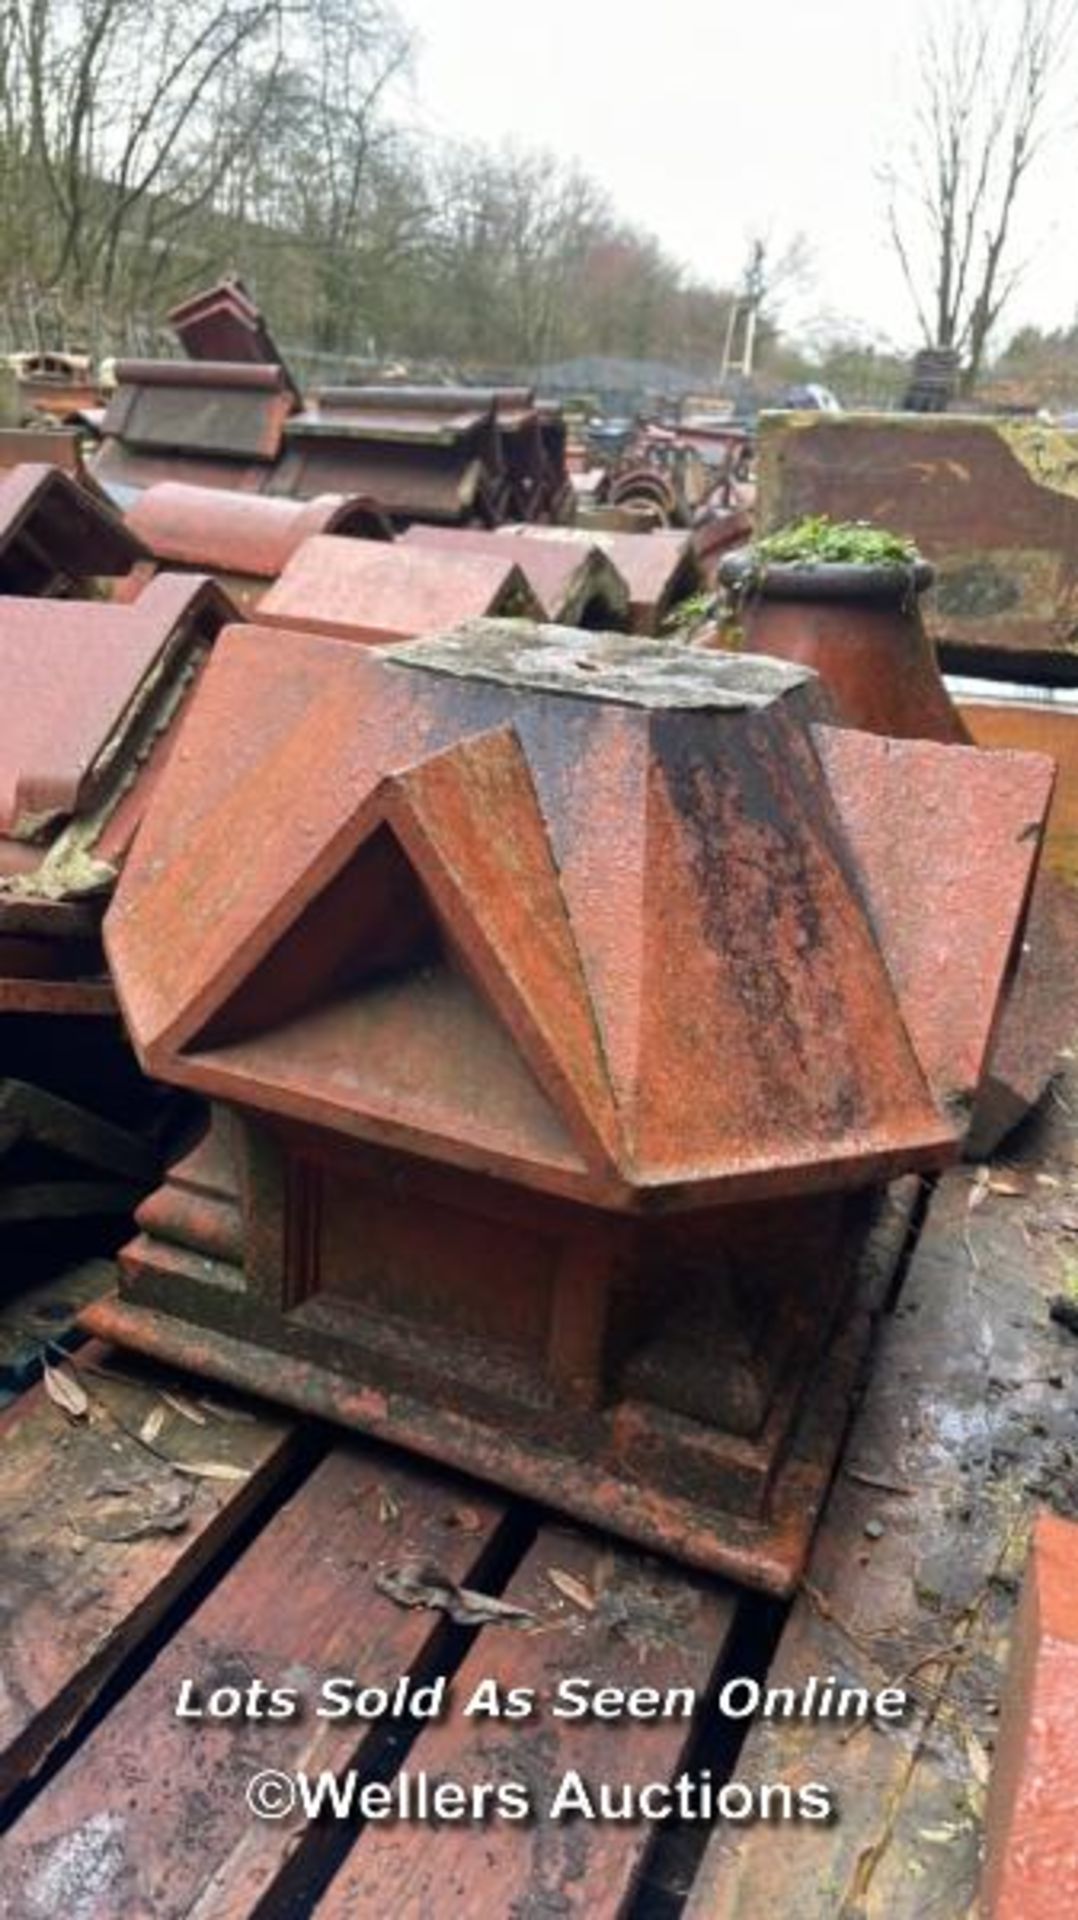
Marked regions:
[261,0,421,353]
[0,4,793,374]
[884,0,1077,392]
[422,144,611,370]
[8,0,294,301]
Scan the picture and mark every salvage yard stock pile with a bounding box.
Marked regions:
[0,278,1075,1920]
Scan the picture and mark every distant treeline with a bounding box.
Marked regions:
[0,0,750,371]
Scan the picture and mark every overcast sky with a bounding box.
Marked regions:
[401,0,1078,352]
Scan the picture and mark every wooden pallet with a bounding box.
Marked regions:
[0,1068,1074,1917]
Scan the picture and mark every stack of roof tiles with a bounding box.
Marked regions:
[90,279,572,528]
[0,463,235,1255]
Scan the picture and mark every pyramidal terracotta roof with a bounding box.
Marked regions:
[105,620,1052,1209]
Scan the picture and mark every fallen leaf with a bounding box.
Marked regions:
[845,1466,915,1496]
[139,1405,166,1445]
[160,1389,207,1426]
[76,1482,194,1543]
[43,1359,89,1421]
[968,1167,991,1212]
[172,1458,251,1482]
[85,1509,192,1544]
[197,1396,257,1424]
[986,1170,1031,1198]
[377,1487,401,1525]
[965,1734,991,1788]
[547,1568,597,1612]
[375,1561,536,1627]
[443,1505,483,1534]
[592,1550,617,1597]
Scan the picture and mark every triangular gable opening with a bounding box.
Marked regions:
[181,820,588,1179]
[193,823,439,1049]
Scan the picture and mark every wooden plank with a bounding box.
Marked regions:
[685,1082,1078,1919]
[0,1447,508,1917]
[315,1524,738,1919]
[0,1342,296,1801]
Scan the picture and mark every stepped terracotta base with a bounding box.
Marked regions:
[83,1125,914,1595]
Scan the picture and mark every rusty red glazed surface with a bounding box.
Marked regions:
[735,595,970,742]
[400,522,628,623]
[814,728,1052,1116]
[126,483,391,582]
[983,1512,1078,1918]
[93,620,1054,1588]
[0,575,228,834]
[257,537,541,644]
[497,524,702,631]
[102,619,1052,1203]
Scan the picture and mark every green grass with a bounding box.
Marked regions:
[661,589,716,634]
[752,515,920,568]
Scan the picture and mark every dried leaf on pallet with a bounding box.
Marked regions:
[375,1561,536,1627]
[377,1486,401,1525]
[86,1509,192,1544]
[592,1549,617,1597]
[43,1358,89,1420]
[547,1568,597,1612]
[986,1170,1032,1198]
[443,1505,483,1534]
[172,1458,251,1482]
[965,1733,991,1787]
[160,1388,207,1426]
[139,1404,166,1445]
[76,1482,194,1543]
[968,1167,991,1212]
[197,1395,257,1424]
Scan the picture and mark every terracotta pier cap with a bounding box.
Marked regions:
[105,619,1052,1211]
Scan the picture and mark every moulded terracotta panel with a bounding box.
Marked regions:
[814,726,1054,1116]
